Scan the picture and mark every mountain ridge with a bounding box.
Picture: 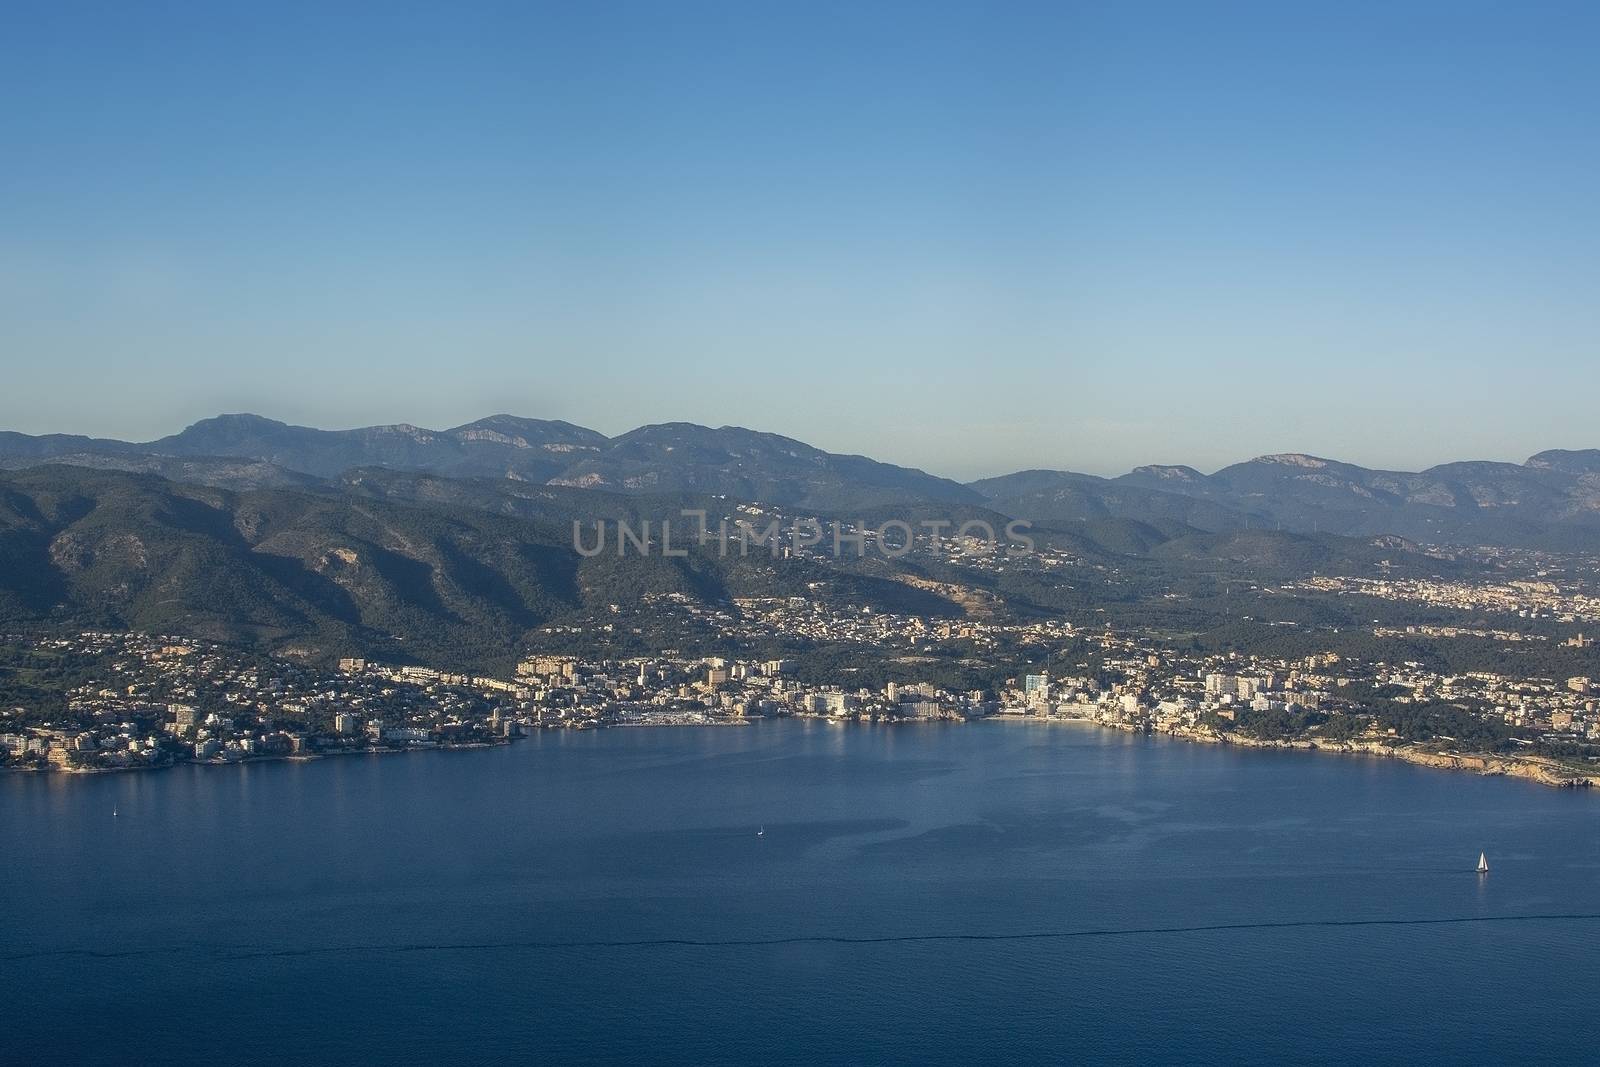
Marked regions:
[0,414,977,512]
[2,415,1598,547]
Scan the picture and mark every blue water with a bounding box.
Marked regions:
[5,720,1600,1064]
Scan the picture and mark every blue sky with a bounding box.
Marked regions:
[2,1,1596,479]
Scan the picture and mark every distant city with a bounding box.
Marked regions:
[8,557,1598,786]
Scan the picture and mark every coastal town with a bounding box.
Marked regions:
[4,564,1597,785]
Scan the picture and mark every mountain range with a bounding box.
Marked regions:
[4,414,1598,547]
[975,451,1600,547]
[0,414,976,511]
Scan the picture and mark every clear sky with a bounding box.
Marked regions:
[2,1,1597,480]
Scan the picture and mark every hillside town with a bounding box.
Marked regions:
[1295,574,1600,629]
[4,577,1598,782]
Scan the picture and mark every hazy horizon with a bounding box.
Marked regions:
[5,2,1598,480]
[4,406,1592,484]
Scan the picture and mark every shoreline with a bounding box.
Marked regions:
[1150,722,1600,789]
[991,714,1600,789]
[3,739,513,776]
[11,716,1598,789]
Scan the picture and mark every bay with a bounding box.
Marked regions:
[4,720,1599,1064]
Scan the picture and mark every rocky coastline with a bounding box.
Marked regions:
[1153,723,1600,789]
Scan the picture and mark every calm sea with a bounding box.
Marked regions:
[5,720,1599,1064]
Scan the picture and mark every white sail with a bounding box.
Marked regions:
[1477,852,1489,872]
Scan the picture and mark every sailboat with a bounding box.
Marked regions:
[1477,852,1489,873]
[757,826,764,837]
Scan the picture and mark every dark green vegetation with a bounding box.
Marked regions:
[0,464,1022,673]
[0,451,1587,675]
[1209,692,1516,750]
[0,640,115,720]
[0,460,1480,676]
[0,467,845,673]
[1197,685,1587,762]
[0,413,1596,690]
